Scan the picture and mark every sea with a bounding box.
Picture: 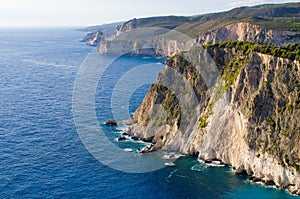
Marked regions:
[0,28,299,199]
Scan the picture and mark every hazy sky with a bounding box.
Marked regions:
[0,0,299,27]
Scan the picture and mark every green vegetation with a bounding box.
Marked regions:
[175,3,300,36]
[221,56,248,90]
[266,117,276,128]
[204,40,300,61]
[196,40,300,133]
[198,105,213,130]
[120,16,191,31]
[279,105,286,115]
[287,103,294,112]
[119,3,300,37]
[198,116,208,129]
[154,84,181,126]
[280,128,290,137]
[198,113,209,129]
[296,101,300,109]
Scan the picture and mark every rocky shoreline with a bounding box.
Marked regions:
[92,5,300,195]
[124,121,300,195]
[124,45,300,195]
[126,124,300,196]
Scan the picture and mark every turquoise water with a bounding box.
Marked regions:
[0,28,299,198]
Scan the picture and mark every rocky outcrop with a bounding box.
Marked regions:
[80,26,119,46]
[127,45,300,195]
[105,120,118,126]
[80,31,105,46]
[197,22,300,47]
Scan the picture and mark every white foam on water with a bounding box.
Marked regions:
[206,161,225,167]
[164,162,176,167]
[124,148,133,152]
[191,164,208,172]
[166,169,178,179]
[162,152,183,160]
[116,127,127,131]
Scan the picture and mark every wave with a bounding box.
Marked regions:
[162,152,183,160]
[164,162,176,167]
[124,148,133,152]
[206,160,225,167]
[116,127,128,132]
[191,164,208,172]
[166,169,178,180]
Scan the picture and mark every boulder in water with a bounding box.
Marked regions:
[117,136,126,141]
[105,120,117,126]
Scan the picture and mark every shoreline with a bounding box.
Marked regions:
[123,123,300,196]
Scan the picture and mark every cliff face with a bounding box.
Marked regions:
[98,22,300,56]
[197,22,300,47]
[98,36,194,56]
[83,3,300,49]
[80,25,119,46]
[80,31,105,46]
[127,46,300,195]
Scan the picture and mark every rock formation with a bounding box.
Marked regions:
[127,43,300,195]
[196,22,300,47]
[80,31,105,46]
[84,2,300,195]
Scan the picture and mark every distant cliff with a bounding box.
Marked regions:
[80,22,121,46]
[98,35,194,56]
[127,42,300,195]
[98,22,300,56]
[197,22,300,47]
[80,31,105,46]
[83,3,300,54]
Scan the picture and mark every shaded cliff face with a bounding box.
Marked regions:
[197,22,300,47]
[127,45,300,195]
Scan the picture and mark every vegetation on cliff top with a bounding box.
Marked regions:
[204,40,300,61]
[120,3,300,37]
[176,3,300,36]
[173,40,300,130]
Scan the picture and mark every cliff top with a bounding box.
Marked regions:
[119,2,300,37]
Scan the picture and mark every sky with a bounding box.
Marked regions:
[0,0,299,27]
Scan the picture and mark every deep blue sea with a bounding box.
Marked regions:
[0,28,299,199]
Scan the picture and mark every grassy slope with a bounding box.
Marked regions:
[176,3,300,37]
[121,3,300,37]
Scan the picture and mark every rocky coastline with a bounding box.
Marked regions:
[83,4,300,195]
[125,44,300,195]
